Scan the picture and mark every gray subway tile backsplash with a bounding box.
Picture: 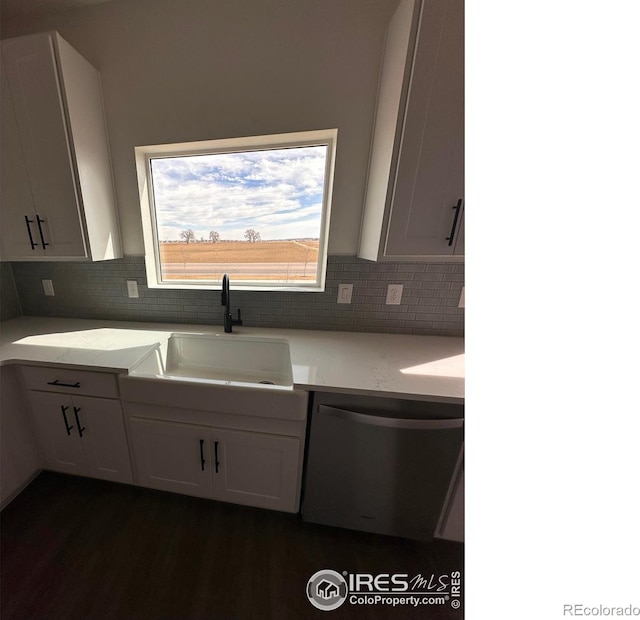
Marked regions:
[6,256,463,336]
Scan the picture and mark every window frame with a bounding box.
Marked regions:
[134,129,337,292]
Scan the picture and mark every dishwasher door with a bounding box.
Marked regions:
[302,404,463,540]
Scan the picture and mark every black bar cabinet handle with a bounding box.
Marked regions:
[36,215,49,249]
[60,405,74,436]
[214,441,220,473]
[24,216,38,250]
[200,439,206,471]
[446,198,463,246]
[73,407,85,438]
[47,380,81,388]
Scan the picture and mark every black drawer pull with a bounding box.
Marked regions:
[24,215,38,250]
[73,407,85,438]
[214,441,220,473]
[36,215,49,249]
[60,405,74,436]
[446,198,463,246]
[47,380,81,388]
[24,216,38,250]
[200,439,206,471]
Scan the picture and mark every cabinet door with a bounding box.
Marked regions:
[385,0,464,257]
[72,395,132,484]
[0,57,42,259]
[211,428,300,513]
[26,391,87,476]
[129,418,212,499]
[1,34,87,258]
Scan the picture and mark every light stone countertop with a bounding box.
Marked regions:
[0,316,464,403]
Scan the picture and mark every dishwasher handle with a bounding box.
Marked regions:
[318,405,463,430]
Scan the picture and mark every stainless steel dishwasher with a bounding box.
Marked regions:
[302,392,463,541]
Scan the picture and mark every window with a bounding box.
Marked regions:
[135,129,337,291]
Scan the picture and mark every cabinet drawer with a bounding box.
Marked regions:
[21,365,119,398]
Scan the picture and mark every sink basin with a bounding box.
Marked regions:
[160,332,293,387]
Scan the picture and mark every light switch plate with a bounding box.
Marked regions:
[337,283,353,304]
[42,279,55,296]
[385,284,403,305]
[458,287,465,308]
[127,280,139,298]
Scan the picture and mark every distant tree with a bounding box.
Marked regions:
[244,229,261,243]
[180,229,195,244]
[209,230,220,243]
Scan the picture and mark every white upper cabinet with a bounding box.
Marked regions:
[0,32,122,261]
[358,0,464,260]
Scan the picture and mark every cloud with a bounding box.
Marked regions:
[151,145,328,241]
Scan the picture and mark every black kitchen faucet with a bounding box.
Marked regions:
[221,273,243,333]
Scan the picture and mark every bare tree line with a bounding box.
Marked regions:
[177,229,262,244]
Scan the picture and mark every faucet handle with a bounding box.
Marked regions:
[221,273,228,306]
[235,308,243,325]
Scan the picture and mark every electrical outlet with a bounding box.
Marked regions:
[337,283,353,304]
[127,280,139,298]
[42,279,55,296]
[385,284,403,305]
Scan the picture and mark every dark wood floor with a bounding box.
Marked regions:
[1,472,463,619]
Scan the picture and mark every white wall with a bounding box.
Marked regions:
[1,0,398,255]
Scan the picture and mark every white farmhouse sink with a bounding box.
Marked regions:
[124,333,305,420]
[160,332,293,387]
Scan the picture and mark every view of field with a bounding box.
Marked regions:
[159,240,319,281]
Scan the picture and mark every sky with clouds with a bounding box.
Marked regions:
[150,145,327,242]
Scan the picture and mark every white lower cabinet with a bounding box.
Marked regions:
[26,391,132,484]
[1,366,40,508]
[128,417,301,513]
